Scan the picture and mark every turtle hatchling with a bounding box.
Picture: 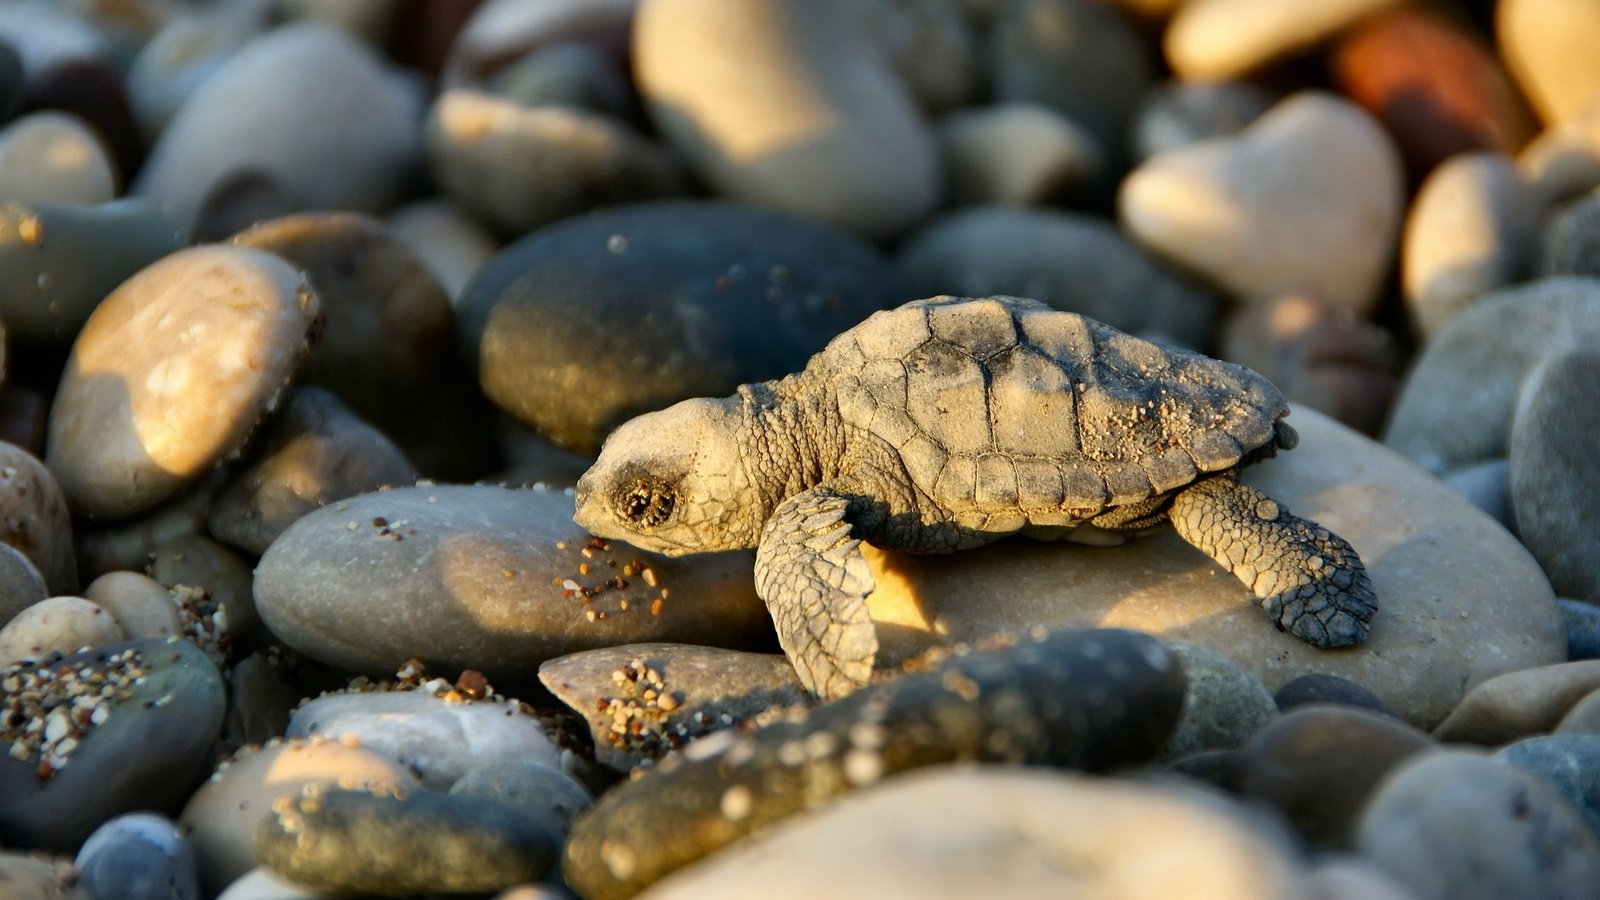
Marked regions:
[575,296,1377,698]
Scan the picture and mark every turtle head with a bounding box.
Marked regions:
[574,396,760,555]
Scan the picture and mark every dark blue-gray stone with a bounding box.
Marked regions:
[459,200,907,454]
[564,628,1187,900]
[1274,673,1396,718]
[1498,734,1600,840]
[74,812,199,900]
[1560,599,1600,661]
[253,787,561,895]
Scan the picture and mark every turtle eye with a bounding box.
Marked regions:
[620,481,675,528]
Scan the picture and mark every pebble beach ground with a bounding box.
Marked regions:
[1,0,1599,898]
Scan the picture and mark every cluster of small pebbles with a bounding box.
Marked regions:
[0,1,1599,898]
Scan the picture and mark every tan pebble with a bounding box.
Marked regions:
[0,597,126,667]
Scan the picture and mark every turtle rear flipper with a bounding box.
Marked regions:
[1170,474,1377,648]
[754,486,878,699]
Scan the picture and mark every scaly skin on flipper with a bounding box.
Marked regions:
[1168,473,1376,647]
[753,487,878,699]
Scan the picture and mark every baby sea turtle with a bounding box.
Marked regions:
[574,296,1377,698]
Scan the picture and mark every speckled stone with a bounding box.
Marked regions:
[74,812,199,900]
[540,642,807,771]
[1356,750,1600,900]
[459,201,903,454]
[1498,734,1600,838]
[633,0,940,240]
[1384,277,1600,475]
[638,767,1309,900]
[230,213,455,428]
[1509,349,1600,601]
[1120,92,1404,314]
[1560,600,1600,661]
[0,597,123,667]
[0,111,116,205]
[1235,705,1434,848]
[0,200,185,343]
[45,245,321,520]
[0,442,75,595]
[564,628,1186,899]
[1432,660,1600,745]
[1402,152,1545,339]
[253,787,560,895]
[1273,673,1395,717]
[254,484,771,679]
[1540,188,1600,278]
[180,737,422,895]
[286,687,566,791]
[894,206,1217,348]
[426,89,684,235]
[0,543,46,629]
[1161,642,1278,759]
[0,639,226,852]
[207,387,416,556]
[862,407,1563,730]
[989,0,1152,168]
[1165,0,1403,80]
[132,22,422,232]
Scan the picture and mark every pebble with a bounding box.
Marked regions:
[1219,293,1401,434]
[45,245,321,520]
[0,597,123,667]
[440,0,635,90]
[1509,349,1600,602]
[632,0,940,240]
[179,736,421,894]
[74,812,199,900]
[1441,458,1516,533]
[231,213,455,428]
[1383,277,1600,475]
[207,386,416,556]
[448,758,592,842]
[0,111,116,205]
[24,58,145,183]
[1164,0,1403,80]
[1273,672,1395,717]
[989,0,1153,168]
[1131,80,1274,162]
[1540,187,1600,278]
[539,642,807,771]
[286,680,565,791]
[637,767,1308,900]
[1119,92,1403,314]
[0,851,85,900]
[124,1,272,140]
[486,41,635,118]
[1234,705,1435,848]
[254,484,771,680]
[0,39,19,120]
[1560,688,1600,733]
[1306,856,1423,900]
[0,2,110,76]
[72,480,216,583]
[253,786,560,895]
[862,407,1563,730]
[225,653,299,747]
[1401,152,1546,339]
[1161,642,1278,759]
[1355,750,1600,900]
[1498,0,1600,126]
[0,543,46,629]
[894,206,1217,348]
[1519,98,1600,201]
[385,199,498,303]
[0,199,185,344]
[934,103,1100,207]
[0,639,226,852]
[0,441,78,595]
[148,533,260,648]
[847,0,981,114]
[1498,734,1600,838]
[426,89,685,235]
[1560,600,1600,661]
[564,628,1187,898]
[214,867,321,900]
[1331,8,1536,173]
[132,22,422,232]
[82,572,181,641]
[458,200,903,454]
[1433,660,1600,745]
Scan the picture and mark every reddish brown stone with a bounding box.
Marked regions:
[1331,8,1535,174]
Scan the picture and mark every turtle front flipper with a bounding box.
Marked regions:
[1169,474,1377,648]
[754,486,878,699]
